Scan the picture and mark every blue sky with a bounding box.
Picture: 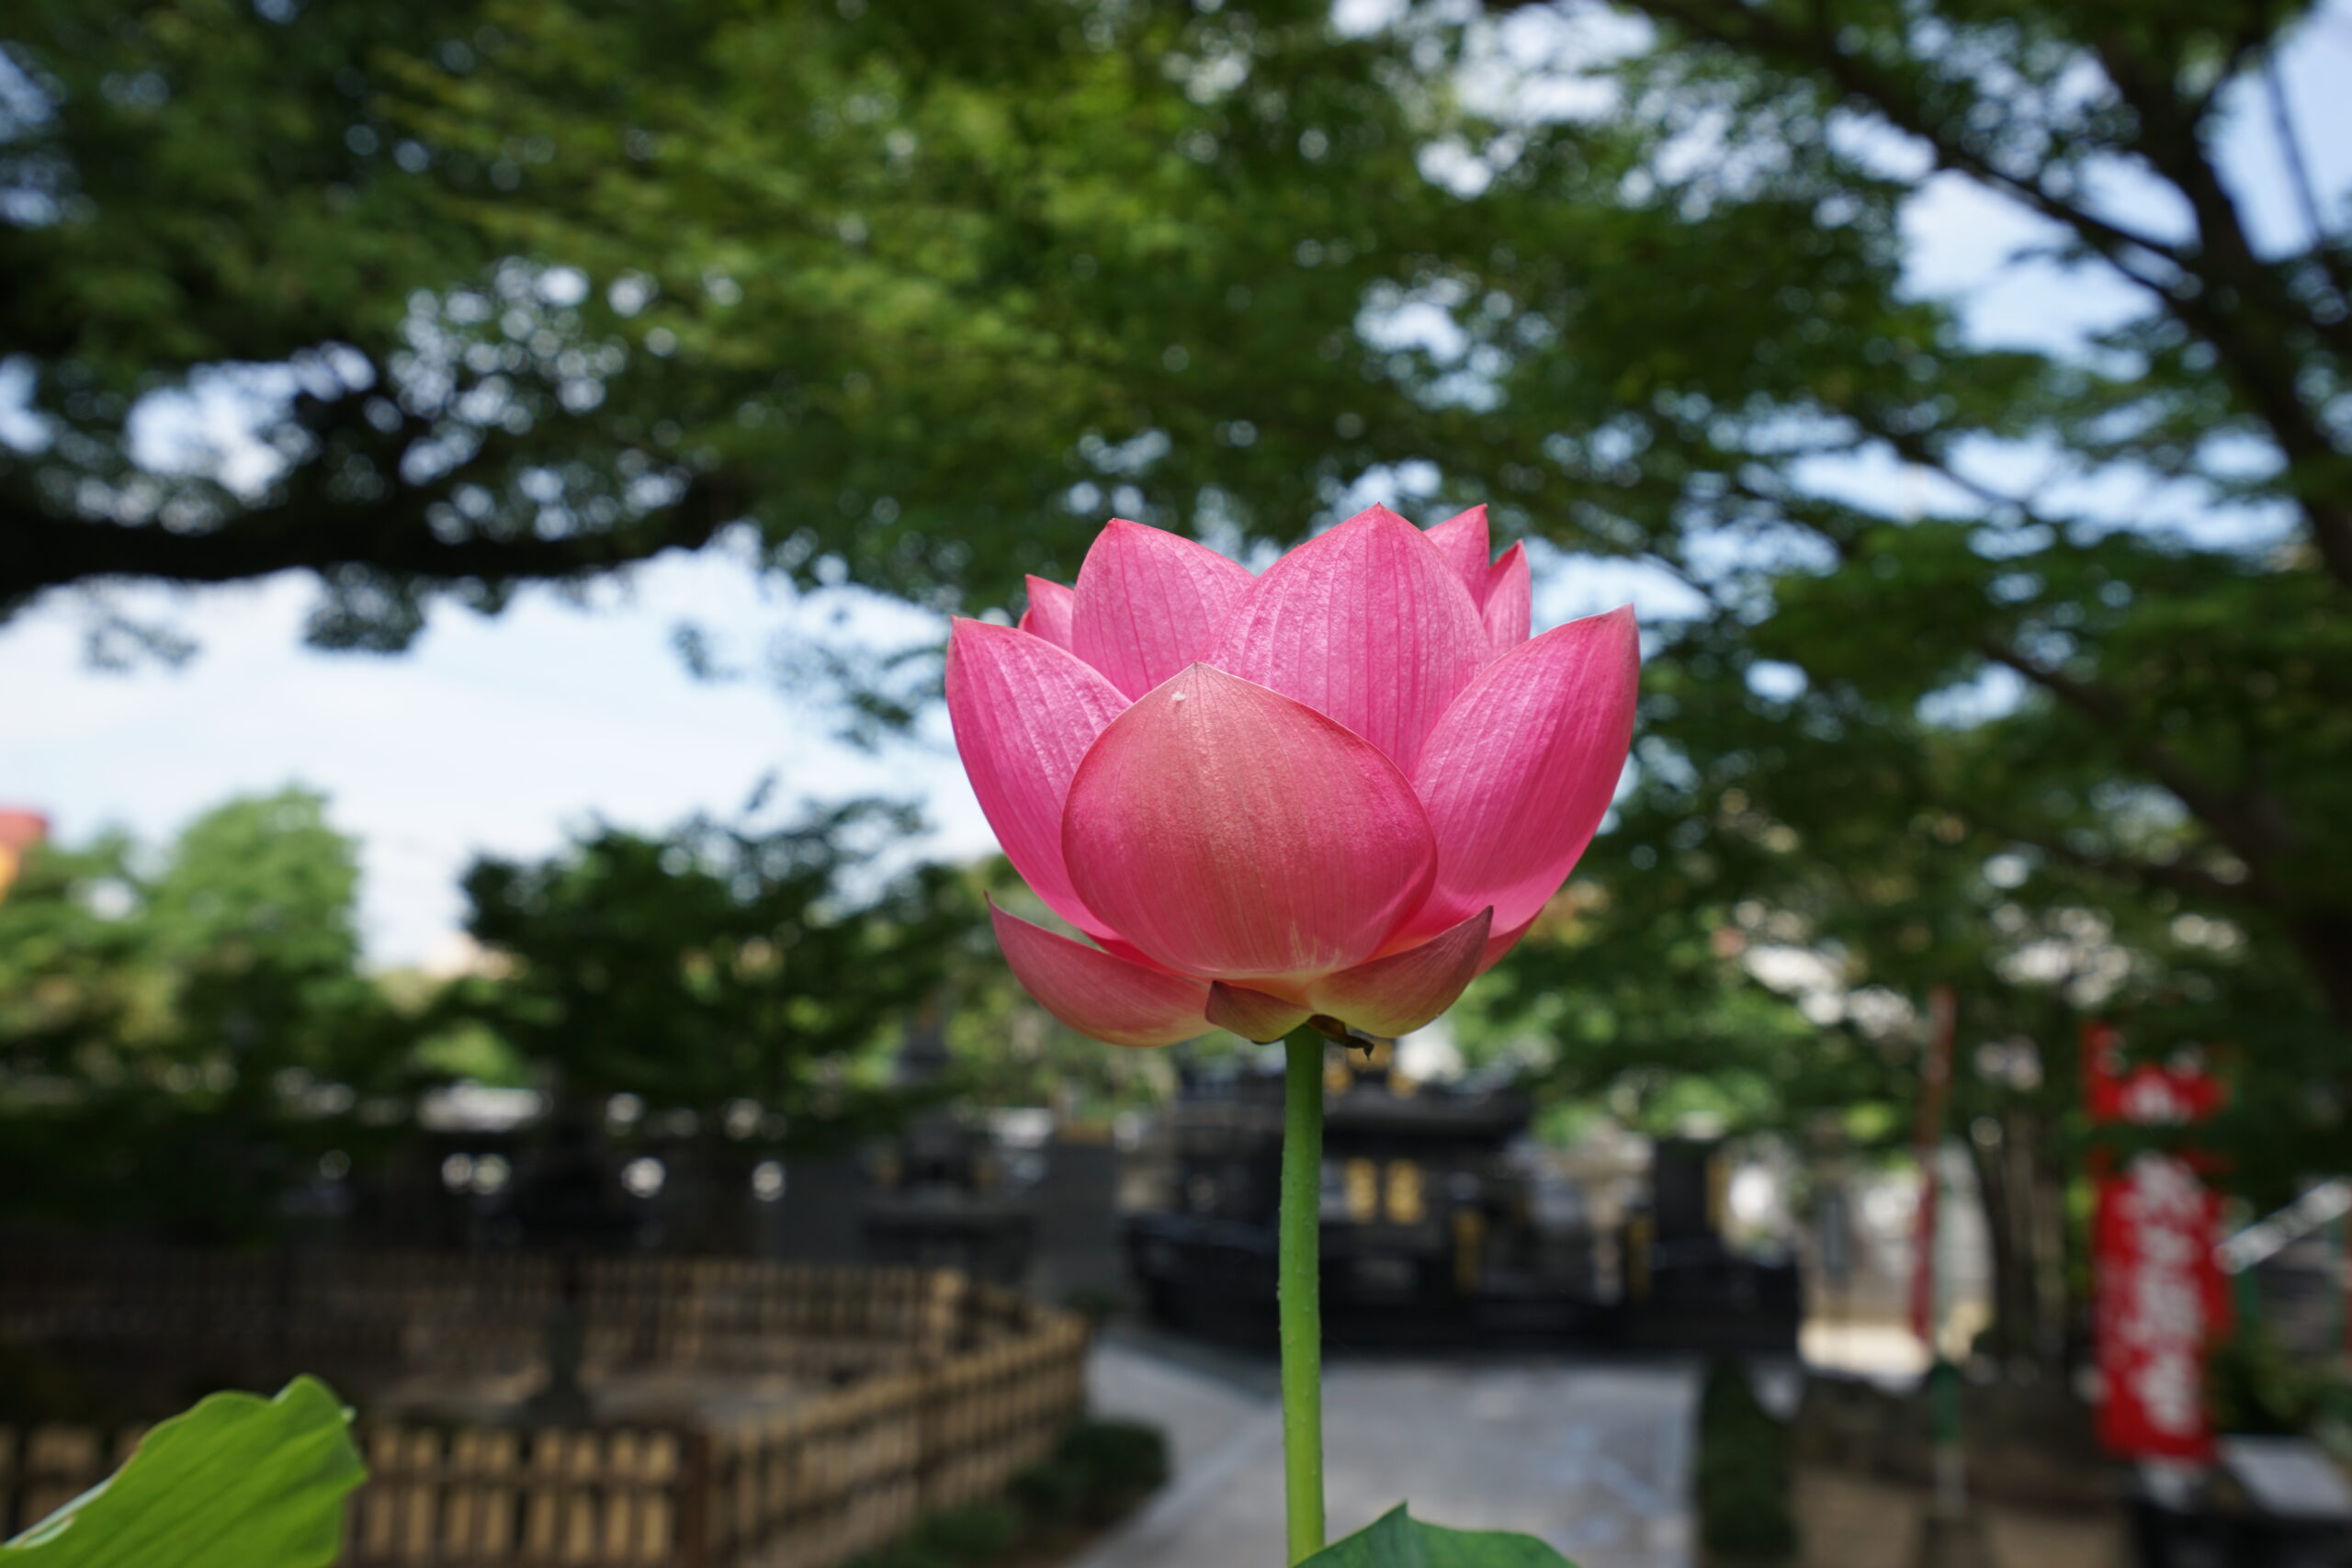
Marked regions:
[4,5,2346,967]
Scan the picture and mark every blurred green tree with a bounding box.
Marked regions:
[3,0,1498,656]
[1436,0,2352,1364]
[0,790,408,1241]
[1453,0,2349,1176]
[435,800,978,1142]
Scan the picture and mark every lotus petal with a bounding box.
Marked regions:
[1481,543,1532,657]
[1019,576,1078,650]
[1206,983,1313,1043]
[1477,909,1542,974]
[1205,504,1487,773]
[1424,504,1491,599]
[1062,663,1438,983]
[1309,908,1491,1037]
[1070,519,1255,698]
[1406,605,1640,936]
[990,902,1210,1047]
[946,618,1129,937]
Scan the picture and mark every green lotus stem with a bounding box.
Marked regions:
[1280,1025,1327,1562]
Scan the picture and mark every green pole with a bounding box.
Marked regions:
[1928,1355,1963,1516]
[1280,1026,1328,1562]
[2335,1211,2350,1372]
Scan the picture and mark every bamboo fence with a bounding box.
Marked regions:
[0,1253,1090,1567]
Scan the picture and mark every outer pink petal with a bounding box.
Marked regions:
[1019,576,1078,650]
[990,902,1210,1048]
[1308,908,1491,1037]
[1405,605,1640,938]
[1070,519,1255,698]
[1205,504,1487,774]
[1477,909,1542,975]
[1062,662,1438,983]
[945,618,1130,938]
[1424,504,1490,599]
[1481,543,1532,657]
[1205,983,1313,1043]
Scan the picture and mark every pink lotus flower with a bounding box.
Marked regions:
[947,504,1638,1046]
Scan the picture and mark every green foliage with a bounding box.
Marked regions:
[438,799,979,1133]
[1051,1418,1170,1521]
[1296,1506,1577,1568]
[1001,1416,1172,1532]
[1469,0,2352,1314]
[0,789,992,1238]
[846,1546,949,1568]
[2209,1313,2335,1438]
[0,792,411,1240]
[1005,1459,1087,1528]
[4,0,1507,655]
[1,1376,365,1567]
[1692,1361,1797,1563]
[848,1421,1167,1568]
[912,1505,1017,1568]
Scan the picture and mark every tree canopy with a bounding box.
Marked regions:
[1458,0,2351,1359]
[1457,0,2348,1114]
[7,0,2347,1266]
[436,800,978,1134]
[0,790,407,1239]
[5,0,1509,649]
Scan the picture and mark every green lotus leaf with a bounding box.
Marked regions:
[3,1376,365,1567]
[1297,1505,1579,1568]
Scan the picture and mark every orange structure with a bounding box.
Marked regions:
[0,809,49,900]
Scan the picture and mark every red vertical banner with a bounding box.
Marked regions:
[1909,986,1957,1348]
[2084,1020,2222,1125]
[2085,1021,2226,1461]
[2093,1155,2227,1460]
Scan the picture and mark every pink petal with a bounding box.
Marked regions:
[1205,504,1487,773]
[1481,544,1532,657]
[1424,504,1491,599]
[945,618,1130,938]
[1405,605,1640,937]
[1205,983,1312,1043]
[1309,908,1491,1037]
[1478,909,1542,974]
[1070,519,1255,698]
[990,902,1210,1048]
[1061,662,1438,984]
[1095,931,1175,968]
[1018,576,1077,650]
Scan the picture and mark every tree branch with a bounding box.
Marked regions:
[0,470,742,615]
[1631,0,2188,276]
[2264,49,2352,306]
[1618,0,2352,591]
[2085,33,2352,586]
[1971,634,2298,871]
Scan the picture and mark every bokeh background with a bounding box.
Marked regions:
[5,0,2352,1564]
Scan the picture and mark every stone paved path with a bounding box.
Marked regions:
[1079,1338,1697,1568]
